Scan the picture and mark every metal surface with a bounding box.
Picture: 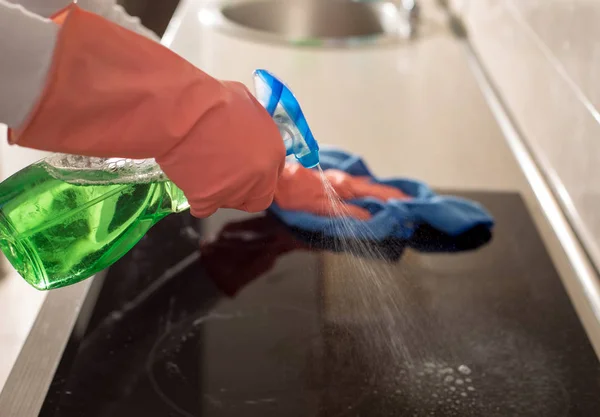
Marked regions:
[197,0,417,47]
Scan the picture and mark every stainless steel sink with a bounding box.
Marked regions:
[198,0,418,47]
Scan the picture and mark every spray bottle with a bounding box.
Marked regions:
[0,70,319,290]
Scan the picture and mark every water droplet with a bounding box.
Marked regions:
[461,392,467,397]
[450,386,456,391]
[466,378,472,383]
[432,393,439,398]
[444,375,454,383]
[467,386,475,391]
[455,379,464,385]
[458,365,472,375]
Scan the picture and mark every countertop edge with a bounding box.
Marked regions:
[0,278,97,417]
[463,36,600,360]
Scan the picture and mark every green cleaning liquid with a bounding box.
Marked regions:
[0,156,189,290]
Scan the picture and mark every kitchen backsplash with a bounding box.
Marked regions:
[449,0,600,270]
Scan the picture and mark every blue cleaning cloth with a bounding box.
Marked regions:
[268,147,495,240]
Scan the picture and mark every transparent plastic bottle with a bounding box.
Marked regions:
[0,155,188,290]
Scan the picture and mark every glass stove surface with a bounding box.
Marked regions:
[39,192,600,417]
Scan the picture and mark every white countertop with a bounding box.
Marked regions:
[165,0,526,191]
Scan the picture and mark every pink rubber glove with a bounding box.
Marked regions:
[9,5,285,218]
[274,164,411,220]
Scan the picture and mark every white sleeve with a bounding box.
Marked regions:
[5,0,159,40]
[0,0,160,128]
[0,1,58,128]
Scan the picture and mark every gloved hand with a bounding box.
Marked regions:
[8,4,285,218]
[274,163,410,220]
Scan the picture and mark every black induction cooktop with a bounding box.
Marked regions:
[37,191,600,417]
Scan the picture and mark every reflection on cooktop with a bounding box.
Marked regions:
[147,306,369,417]
[39,192,600,417]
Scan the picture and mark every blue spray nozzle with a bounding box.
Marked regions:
[253,69,320,168]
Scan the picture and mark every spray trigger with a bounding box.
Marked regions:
[253,69,320,168]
